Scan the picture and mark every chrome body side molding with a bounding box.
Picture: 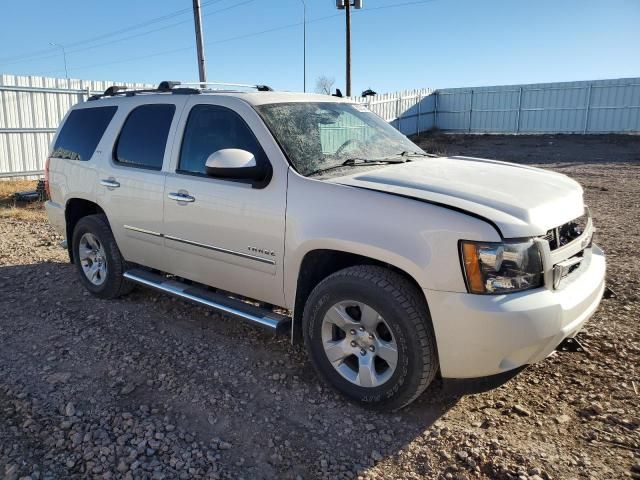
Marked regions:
[124,225,162,237]
[164,235,276,265]
[123,226,276,265]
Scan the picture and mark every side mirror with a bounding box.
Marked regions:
[205,149,264,182]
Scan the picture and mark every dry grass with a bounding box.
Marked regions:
[0,180,46,222]
[0,180,37,202]
[410,129,452,156]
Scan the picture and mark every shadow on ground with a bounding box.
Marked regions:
[1,261,465,479]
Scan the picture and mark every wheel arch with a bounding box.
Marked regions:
[290,248,429,342]
[65,197,107,262]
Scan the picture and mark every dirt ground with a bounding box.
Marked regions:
[0,134,638,480]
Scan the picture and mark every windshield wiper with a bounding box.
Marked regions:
[306,158,406,177]
[342,157,407,166]
[398,150,429,157]
[375,151,434,162]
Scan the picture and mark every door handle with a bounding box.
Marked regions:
[168,192,195,203]
[100,179,120,188]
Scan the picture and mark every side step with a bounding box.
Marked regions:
[123,268,291,335]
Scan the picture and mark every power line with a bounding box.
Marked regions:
[32,0,436,77]
[0,0,232,66]
[362,0,438,12]
[34,12,340,77]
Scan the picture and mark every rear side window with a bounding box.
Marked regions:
[114,104,175,170]
[52,106,117,161]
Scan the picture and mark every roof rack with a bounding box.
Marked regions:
[176,81,274,92]
[88,80,273,101]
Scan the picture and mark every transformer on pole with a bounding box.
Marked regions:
[336,0,363,97]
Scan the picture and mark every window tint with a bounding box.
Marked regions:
[179,105,268,175]
[52,106,117,161]
[115,104,175,170]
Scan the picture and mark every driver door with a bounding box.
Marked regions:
[162,97,287,306]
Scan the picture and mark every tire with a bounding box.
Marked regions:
[72,214,134,299]
[302,265,439,410]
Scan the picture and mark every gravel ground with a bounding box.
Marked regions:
[1,134,639,480]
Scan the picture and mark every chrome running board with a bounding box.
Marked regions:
[123,268,291,335]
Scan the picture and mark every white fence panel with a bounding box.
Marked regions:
[351,88,435,135]
[0,74,153,178]
[1,75,639,177]
[434,77,640,134]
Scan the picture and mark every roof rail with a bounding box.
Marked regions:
[176,81,273,92]
[88,80,273,101]
[88,81,200,101]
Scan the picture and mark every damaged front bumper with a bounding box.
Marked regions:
[425,243,606,379]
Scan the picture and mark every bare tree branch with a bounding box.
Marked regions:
[315,75,335,95]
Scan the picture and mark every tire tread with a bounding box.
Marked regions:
[72,214,134,299]
[304,265,438,410]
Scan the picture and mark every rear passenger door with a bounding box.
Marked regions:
[97,98,186,272]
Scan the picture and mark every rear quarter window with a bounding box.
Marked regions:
[51,106,117,161]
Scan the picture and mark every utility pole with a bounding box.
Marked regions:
[336,1,362,97]
[345,1,351,96]
[192,0,207,84]
[49,42,69,80]
[300,0,307,92]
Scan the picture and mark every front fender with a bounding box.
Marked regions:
[283,171,501,308]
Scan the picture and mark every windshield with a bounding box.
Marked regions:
[256,102,425,176]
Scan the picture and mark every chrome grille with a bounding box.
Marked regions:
[545,212,589,251]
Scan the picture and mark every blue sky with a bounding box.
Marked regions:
[0,0,638,94]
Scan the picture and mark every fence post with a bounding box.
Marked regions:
[583,84,593,134]
[416,93,421,136]
[515,87,523,133]
[433,91,438,129]
[468,89,474,132]
[396,97,402,131]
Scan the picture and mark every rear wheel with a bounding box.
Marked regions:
[72,214,134,299]
[303,265,438,410]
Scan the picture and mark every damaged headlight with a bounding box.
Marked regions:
[460,240,543,294]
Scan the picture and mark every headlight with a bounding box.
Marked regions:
[460,239,543,294]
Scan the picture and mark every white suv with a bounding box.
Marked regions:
[45,81,606,409]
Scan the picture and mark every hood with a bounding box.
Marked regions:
[330,156,584,238]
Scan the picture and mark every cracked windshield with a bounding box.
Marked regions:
[257,102,426,176]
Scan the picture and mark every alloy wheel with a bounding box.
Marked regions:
[78,232,108,286]
[321,300,398,388]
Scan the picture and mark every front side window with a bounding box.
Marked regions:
[115,104,175,170]
[256,102,425,176]
[178,104,268,175]
[52,106,117,161]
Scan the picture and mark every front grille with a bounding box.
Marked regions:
[544,212,589,251]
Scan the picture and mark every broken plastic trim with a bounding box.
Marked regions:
[556,337,586,353]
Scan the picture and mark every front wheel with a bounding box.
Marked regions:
[302,265,438,410]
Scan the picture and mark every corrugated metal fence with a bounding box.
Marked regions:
[320,88,434,153]
[432,77,640,134]
[0,74,152,178]
[1,75,638,177]
[353,77,640,136]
